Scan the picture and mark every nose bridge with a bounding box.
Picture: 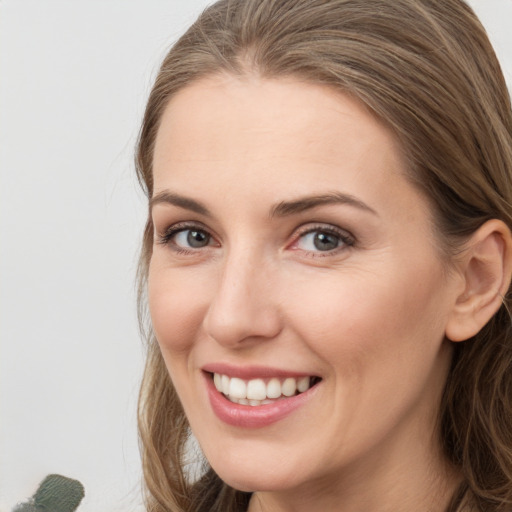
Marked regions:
[203,243,281,347]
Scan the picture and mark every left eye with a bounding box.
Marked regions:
[295,230,345,252]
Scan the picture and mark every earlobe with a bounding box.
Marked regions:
[445,219,512,342]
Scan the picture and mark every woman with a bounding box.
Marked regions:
[135,0,512,511]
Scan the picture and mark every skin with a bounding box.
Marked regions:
[148,75,466,512]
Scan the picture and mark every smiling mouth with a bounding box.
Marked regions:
[210,372,322,406]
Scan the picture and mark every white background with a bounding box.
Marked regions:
[1,1,511,511]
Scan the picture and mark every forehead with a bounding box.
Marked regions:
[152,74,412,213]
[155,75,399,160]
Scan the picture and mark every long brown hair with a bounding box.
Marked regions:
[135,1,512,510]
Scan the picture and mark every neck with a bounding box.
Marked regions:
[247,341,461,512]
[247,414,462,512]
[248,462,461,512]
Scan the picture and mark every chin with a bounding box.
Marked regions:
[200,441,315,493]
[214,465,299,493]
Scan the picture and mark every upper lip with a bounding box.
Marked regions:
[202,363,318,380]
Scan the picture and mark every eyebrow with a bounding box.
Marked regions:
[150,191,211,216]
[150,190,377,218]
[270,192,378,218]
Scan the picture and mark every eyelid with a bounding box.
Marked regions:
[288,223,355,254]
[156,221,219,251]
[155,220,354,257]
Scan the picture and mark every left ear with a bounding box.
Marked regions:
[445,219,512,342]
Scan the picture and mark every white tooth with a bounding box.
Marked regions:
[213,373,223,392]
[266,378,282,399]
[261,399,273,405]
[249,399,262,406]
[238,398,249,405]
[229,377,247,399]
[247,378,267,400]
[221,374,230,395]
[297,376,310,393]
[282,377,297,397]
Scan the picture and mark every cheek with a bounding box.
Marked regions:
[283,263,453,449]
[285,260,450,369]
[148,260,210,354]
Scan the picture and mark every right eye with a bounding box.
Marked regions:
[174,228,211,248]
[158,224,216,252]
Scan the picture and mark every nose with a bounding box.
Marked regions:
[202,252,282,348]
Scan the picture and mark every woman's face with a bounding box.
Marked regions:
[149,76,460,497]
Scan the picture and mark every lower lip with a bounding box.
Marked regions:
[204,373,319,428]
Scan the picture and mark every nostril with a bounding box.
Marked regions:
[202,271,283,347]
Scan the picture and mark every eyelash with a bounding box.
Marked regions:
[157,222,215,255]
[156,222,355,257]
[290,224,355,257]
